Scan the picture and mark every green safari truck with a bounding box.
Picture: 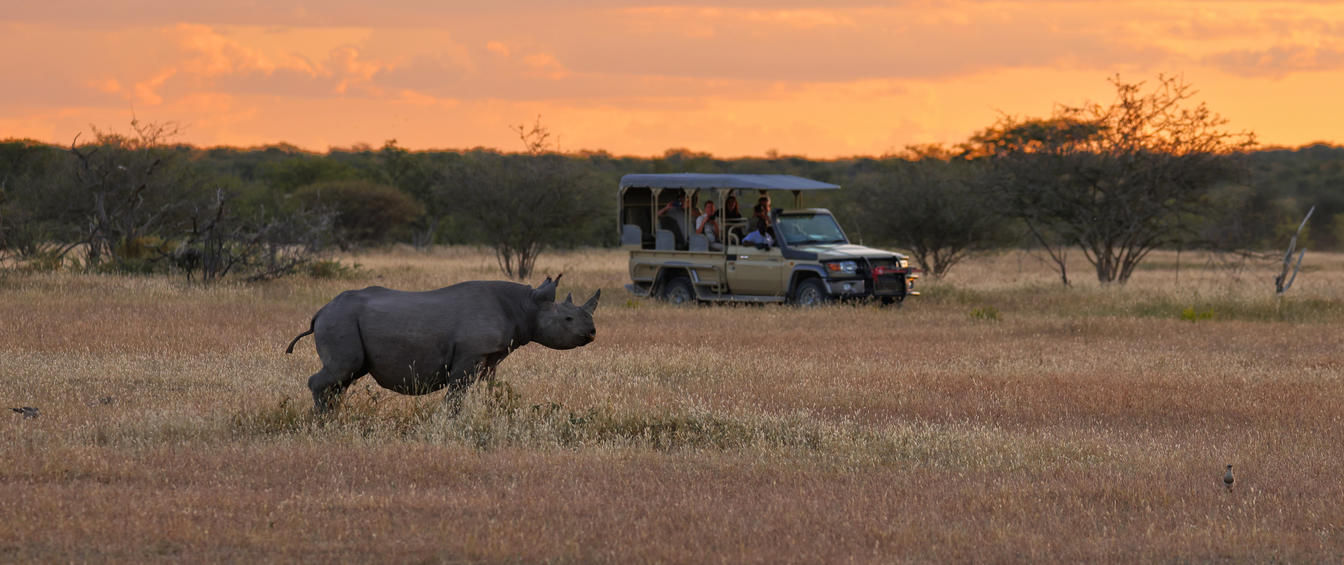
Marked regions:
[618,173,919,306]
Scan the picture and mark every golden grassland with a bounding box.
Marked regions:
[2,246,1342,563]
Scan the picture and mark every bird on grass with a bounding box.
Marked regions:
[1223,464,1235,491]
[11,407,39,419]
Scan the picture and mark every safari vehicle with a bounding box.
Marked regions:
[618,173,919,306]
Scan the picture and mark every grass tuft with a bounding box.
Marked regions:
[969,305,1002,321]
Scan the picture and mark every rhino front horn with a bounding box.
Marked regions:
[582,290,601,314]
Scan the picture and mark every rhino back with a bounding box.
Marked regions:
[344,281,536,385]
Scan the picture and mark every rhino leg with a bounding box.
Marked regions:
[479,350,510,381]
[308,367,366,413]
[308,318,369,413]
[439,350,510,415]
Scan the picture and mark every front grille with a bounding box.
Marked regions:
[873,274,905,295]
[870,260,907,295]
[857,257,895,278]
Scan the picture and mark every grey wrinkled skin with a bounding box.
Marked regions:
[286,276,599,412]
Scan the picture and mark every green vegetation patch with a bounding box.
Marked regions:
[1110,296,1344,323]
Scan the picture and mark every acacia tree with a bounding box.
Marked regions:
[375,140,449,248]
[0,141,70,262]
[850,155,1007,279]
[452,118,597,279]
[969,75,1254,284]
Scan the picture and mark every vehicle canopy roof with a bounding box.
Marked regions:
[619,173,840,192]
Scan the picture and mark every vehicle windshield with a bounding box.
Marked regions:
[776,213,848,246]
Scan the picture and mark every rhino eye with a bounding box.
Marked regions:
[565,316,573,322]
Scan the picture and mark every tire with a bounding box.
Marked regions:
[661,276,696,305]
[880,295,904,308]
[792,278,830,307]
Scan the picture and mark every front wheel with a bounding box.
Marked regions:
[661,276,696,305]
[792,278,830,307]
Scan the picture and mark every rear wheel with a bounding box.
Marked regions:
[792,278,830,307]
[661,276,695,305]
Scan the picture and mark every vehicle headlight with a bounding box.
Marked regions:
[826,260,858,276]
[898,258,909,269]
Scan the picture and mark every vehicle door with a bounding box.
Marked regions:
[726,243,785,296]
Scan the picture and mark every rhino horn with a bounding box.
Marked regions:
[582,289,601,314]
[564,292,574,305]
[531,276,559,303]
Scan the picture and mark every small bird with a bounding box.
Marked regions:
[1223,464,1235,491]
[11,406,39,419]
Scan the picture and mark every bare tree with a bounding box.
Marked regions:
[68,120,198,266]
[1275,206,1314,295]
[969,75,1255,284]
[161,189,336,283]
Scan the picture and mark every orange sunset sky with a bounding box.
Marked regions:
[3,1,1342,158]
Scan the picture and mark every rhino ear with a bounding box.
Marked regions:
[531,278,558,303]
[582,289,601,314]
[564,292,574,305]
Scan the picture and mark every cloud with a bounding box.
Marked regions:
[485,40,511,57]
[134,70,177,105]
[132,24,399,99]
[1203,44,1344,78]
[4,1,1344,155]
[472,4,1179,83]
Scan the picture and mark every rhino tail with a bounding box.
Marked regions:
[285,315,317,354]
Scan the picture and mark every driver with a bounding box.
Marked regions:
[742,218,774,248]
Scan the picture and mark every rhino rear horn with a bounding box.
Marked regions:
[564,292,574,305]
[582,289,601,314]
[532,276,559,303]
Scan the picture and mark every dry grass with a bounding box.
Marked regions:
[2,245,1343,563]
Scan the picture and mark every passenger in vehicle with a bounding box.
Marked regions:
[753,196,772,226]
[657,193,691,248]
[696,200,722,250]
[723,195,748,241]
[742,218,774,248]
[724,196,743,220]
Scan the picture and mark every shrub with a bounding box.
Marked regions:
[1180,305,1216,322]
[306,259,364,279]
[970,305,1002,321]
[293,180,424,248]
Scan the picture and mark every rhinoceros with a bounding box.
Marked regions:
[285,275,599,412]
